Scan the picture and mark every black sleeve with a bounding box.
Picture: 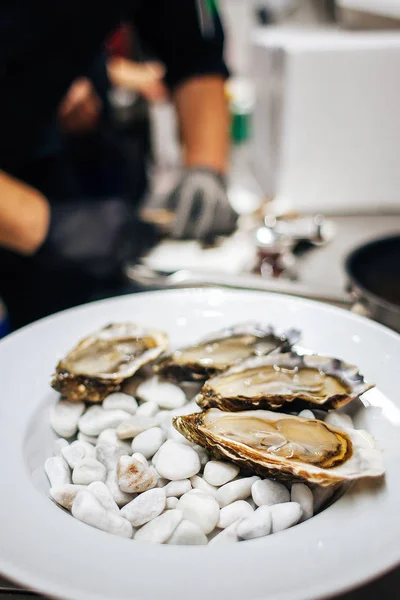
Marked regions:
[132,0,229,89]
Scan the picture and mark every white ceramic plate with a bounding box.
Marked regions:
[0,289,399,600]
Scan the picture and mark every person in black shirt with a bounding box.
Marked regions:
[0,0,236,328]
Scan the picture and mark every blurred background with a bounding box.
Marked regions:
[1,0,400,336]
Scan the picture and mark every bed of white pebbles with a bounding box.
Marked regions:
[46,378,353,545]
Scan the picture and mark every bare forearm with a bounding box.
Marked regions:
[173,75,229,174]
[0,171,50,254]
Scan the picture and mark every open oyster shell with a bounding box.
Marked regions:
[173,409,384,487]
[155,323,299,383]
[52,323,168,403]
[198,353,374,412]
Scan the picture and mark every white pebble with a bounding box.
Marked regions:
[105,470,135,508]
[325,411,354,429]
[96,444,135,507]
[154,441,200,480]
[121,488,166,526]
[237,506,272,540]
[270,502,302,533]
[312,484,335,512]
[218,500,254,529]
[72,457,106,485]
[50,484,86,510]
[77,432,98,444]
[192,445,210,467]
[96,429,132,453]
[79,408,131,436]
[164,479,192,498]
[117,455,158,493]
[166,497,179,509]
[116,416,157,439]
[217,476,260,508]
[136,401,159,417]
[251,479,290,507]
[177,490,219,534]
[61,440,96,469]
[131,452,149,466]
[209,520,240,545]
[298,409,315,420]
[190,475,219,499]
[50,401,85,438]
[53,438,69,457]
[291,483,314,522]
[134,509,183,543]
[203,461,240,487]
[131,427,166,459]
[45,456,71,487]
[103,393,138,414]
[167,425,193,446]
[88,481,120,514]
[137,376,186,409]
[167,520,208,545]
[72,490,132,538]
[246,497,257,510]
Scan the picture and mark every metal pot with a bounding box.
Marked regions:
[345,235,400,332]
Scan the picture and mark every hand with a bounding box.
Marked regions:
[107,59,168,102]
[145,167,237,240]
[58,77,102,134]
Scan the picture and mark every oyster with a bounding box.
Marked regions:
[155,324,299,382]
[198,353,374,412]
[52,323,168,403]
[173,409,384,486]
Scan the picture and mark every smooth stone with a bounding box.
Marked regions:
[50,401,85,438]
[167,520,208,545]
[166,497,179,509]
[121,488,166,526]
[164,479,192,498]
[291,483,314,522]
[217,500,254,529]
[325,411,354,429]
[131,427,166,459]
[116,416,157,439]
[131,452,149,467]
[167,424,193,446]
[209,520,240,545]
[61,440,96,469]
[237,506,272,540]
[270,502,302,533]
[136,376,186,409]
[134,509,183,543]
[88,481,120,514]
[105,470,135,508]
[312,484,335,512]
[298,409,316,420]
[77,432,98,445]
[153,441,200,480]
[72,490,132,538]
[136,401,159,417]
[79,408,131,436]
[103,393,138,415]
[177,490,219,534]
[50,484,86,510]
[246,497,257,510]
[251,479,290,507]
[189,475,219,499]
[203,461,240,487]
[217,476,260,508]
[96,429,132,453]
[117,455,158,493]
[45,456,71,487]
[53,438,69,457]
[72,457,106,485]
[96,445,135,506]
[192,445,210,467]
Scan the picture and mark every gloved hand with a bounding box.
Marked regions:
[145,167,238,240]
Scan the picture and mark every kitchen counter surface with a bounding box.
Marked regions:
[1,214,399,599]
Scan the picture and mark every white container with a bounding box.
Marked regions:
[250,26,400,214]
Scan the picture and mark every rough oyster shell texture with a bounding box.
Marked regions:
[173,409,384,487]
[155,323,299,382]
[52,323,168,403]
[198,353,374,412]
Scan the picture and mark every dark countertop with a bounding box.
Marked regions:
[1,214,399,599]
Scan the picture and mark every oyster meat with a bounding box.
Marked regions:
[52,323,168,403]
[198,353,374,412]
[173,409,384,486]
[155,324,299,382]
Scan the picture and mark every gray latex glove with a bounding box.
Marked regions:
[148,167,237,240]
